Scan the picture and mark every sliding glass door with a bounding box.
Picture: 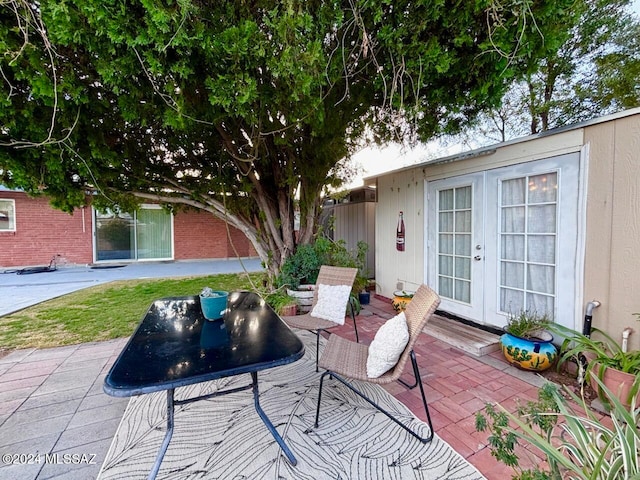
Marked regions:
[94,205,173,262]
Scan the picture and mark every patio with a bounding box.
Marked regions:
[0,293,612,479]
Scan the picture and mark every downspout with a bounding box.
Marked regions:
[582,300,601,338]
[621,327,633,353]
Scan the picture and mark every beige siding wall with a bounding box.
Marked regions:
[374,170,425,297]
[583,114,640,351]
[333,202,376,277]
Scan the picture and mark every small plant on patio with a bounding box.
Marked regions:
[504,310,552,340]
[476,380,640,479]
[263,288,298,316]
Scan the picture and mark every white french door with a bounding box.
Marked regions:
[427,153,580,329]
[426,173,484,320]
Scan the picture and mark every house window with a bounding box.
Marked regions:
[0,199,16,231]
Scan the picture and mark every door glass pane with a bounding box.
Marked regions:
[437,186,472,304]
[454,234,471,255]
[455,280,470,302]
[439,234,453,254]
[528,173,557,203]
[455,186,472,209]
[439,276,453,297]
[501,288,524,314]
[528,205,556,233]
[499,172,557,317]
[439,190,454,210]
[502,178,526,205]
[137,208,172,259]
[501,262,524,288]
[95,211,134,261]
[439,212,453,232]
[439,255,453,276]
[501,235,525,261]
[528,235,555,263]
[501,207,525,233]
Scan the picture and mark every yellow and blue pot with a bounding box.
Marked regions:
[392,290,414,312]
[500,331,557,371]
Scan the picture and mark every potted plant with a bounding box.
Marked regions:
[476,379,640,479]
[276,237,369,314]
[549,319,640,408]
[264,289,299,316]
[392,290,414,312]
[199,287,229,320]
[500,310,557,371]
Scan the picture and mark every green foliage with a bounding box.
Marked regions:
[550,322,640,375]
[263,288,298,315]
[276,236,368,293]
[505,310,552,340]
[476,380,640,479]
[548,321,640,405]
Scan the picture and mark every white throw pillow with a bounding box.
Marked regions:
[309,284,351,325]
[366,312,409,378]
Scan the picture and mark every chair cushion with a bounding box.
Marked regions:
[310,284,351,325]
[366,312,409,378]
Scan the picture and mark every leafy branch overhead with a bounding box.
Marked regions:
[1,0,579,277]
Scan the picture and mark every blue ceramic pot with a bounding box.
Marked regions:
[500,331,557,371]
[358,291,370,305]
[199,291,228,320]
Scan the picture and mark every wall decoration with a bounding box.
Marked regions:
[396,211,405,251]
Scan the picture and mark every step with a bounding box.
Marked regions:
[424,314,501,357]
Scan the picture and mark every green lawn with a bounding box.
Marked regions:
[0,272,263,350]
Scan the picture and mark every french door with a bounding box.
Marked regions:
[427,154,580,329]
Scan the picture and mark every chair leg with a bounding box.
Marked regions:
[314,329,324,372]
[349,299,359,343]
[398,351,419,389]
[315,352,434,443]
[314,370,330,427]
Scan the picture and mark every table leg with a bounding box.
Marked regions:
[148,388,175,480]
[250,372,298,466]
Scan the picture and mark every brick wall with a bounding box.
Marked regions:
[0,192,257,268]
[173,209,256,259]
[0,192,93,268]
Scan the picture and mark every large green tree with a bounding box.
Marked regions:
[449,0,640,145]
[0,0,575,277]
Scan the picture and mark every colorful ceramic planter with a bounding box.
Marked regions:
[392,290,414,312]
[500,331,557,371]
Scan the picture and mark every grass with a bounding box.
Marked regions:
[0,272,262,350]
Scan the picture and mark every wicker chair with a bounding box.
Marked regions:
[281,265,359,371]
[314,284,440,443]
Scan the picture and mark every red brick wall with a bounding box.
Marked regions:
[0,192,93,268]
[173,209,257,259]
[0,192,257,268]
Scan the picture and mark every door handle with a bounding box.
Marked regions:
[474,255,482,261]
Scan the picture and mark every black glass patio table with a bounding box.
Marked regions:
[103,291,305,480]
